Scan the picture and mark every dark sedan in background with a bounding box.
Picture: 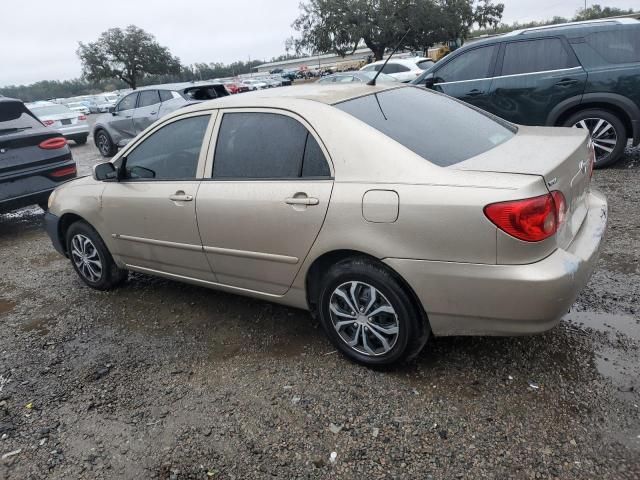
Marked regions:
[0,97,76,213]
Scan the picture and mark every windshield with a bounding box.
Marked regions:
[29,104,72,116]
[335,87,515,167]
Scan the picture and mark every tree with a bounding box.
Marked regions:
[291,0,504,60]
[574,4,634,21]
[77,25,181,90]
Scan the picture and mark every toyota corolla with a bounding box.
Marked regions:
[44,84,607,366]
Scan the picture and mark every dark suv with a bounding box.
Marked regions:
[414,19,640,167]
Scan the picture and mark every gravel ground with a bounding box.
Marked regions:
[0,121,639,479]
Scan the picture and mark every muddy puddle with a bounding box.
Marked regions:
[564,311,639,397]
[0,299,17,316]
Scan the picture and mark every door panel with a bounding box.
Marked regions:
[196,181,332,294]
[133,90,161,134]
[111,92,138,141]
[431,44,499,111]
[102,181,213,281]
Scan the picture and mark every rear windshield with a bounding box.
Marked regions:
[335,87,515,166]
[0,101,42,133]
[29,105,72,116]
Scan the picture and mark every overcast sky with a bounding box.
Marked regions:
[1,0,638,87]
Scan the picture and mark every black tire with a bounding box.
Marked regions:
[317,257,430,366]
[65,221,127,290]
[74,135,88,145]
[563,109,627,168]
[95,130,117,157]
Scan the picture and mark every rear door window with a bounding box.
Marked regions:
[335,87,515,167]
[501,38,577,75]
[138,90,161,108]
[213,112,330,179]
[585,28,640,64]
[383,63,410,74]
[434,45,498,83]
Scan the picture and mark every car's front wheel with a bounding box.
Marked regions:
[95,130,117,157]
[65,221,127,290]
[565,109,627,168]
[317,258,429,366]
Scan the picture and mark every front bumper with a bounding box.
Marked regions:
[44,212,66,256]
[385,189,608,336]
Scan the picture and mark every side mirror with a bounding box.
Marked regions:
[423,73,435,89]
[109,106,116,114]
[93,162,117,181]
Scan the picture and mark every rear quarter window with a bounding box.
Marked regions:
[585,28,640,64]
[335,87,515,167]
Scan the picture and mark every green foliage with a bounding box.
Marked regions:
[574,4,634,21]
[77,25,181,90]
[291,0,505,60]
[472,4,635,38]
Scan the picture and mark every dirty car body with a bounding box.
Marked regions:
[45,84,607,365]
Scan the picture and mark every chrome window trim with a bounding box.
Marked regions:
[434,66,583,86]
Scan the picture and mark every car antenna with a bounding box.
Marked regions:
[367,29,412,86]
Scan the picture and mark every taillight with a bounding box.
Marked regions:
[484,192,567,242]
[50,165,77,178]
[39,137,67,150]
[78,115,87,121]
[43,120,55,127]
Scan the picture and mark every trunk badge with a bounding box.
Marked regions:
[547,177,558,187]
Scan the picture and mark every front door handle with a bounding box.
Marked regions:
[285,197,319,206]
[555,79,578,87]
[169,191,193,202]
[466,89,484,97]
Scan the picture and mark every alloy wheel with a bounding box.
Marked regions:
[70,234,103,283]
[97,133,110,156]
[329,281,399,356]
[573,117,618,164]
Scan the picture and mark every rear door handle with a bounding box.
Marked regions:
[285,197,319,206]
[555,79,578,87]
[169,191,193,202]
[466,89,484,97]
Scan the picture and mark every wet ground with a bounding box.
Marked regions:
[0,123,639,479]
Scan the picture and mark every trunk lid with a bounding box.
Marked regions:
[453,125,592,249]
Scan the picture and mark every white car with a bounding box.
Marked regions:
[26,101,90,145]
[242,79,269,90]
[65,102,91,115]
[360,57,434,82]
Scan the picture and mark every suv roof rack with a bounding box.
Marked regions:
[503,17,638,36]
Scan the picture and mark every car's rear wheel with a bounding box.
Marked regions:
[95,130,117,157]
[65,221,127,290]
[565,109,627,168]
[317,258,429,366]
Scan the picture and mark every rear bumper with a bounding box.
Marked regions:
[44,212,65,255]
[59,124,90,138]
[385,189,608,336]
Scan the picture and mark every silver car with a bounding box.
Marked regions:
[93,83,228,157]
[27,101,90,145]
[45,84,607,366]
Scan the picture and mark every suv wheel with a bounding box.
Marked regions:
[565,109,627,168]
[95,130,117,157]
[65,221,127,290]
[317,258,429,366]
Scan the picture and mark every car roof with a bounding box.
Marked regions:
[185,83,401,110]
[504,17,638,36]
[137,81,224,93]
[367,57,426,66]
[25,101,57,107]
